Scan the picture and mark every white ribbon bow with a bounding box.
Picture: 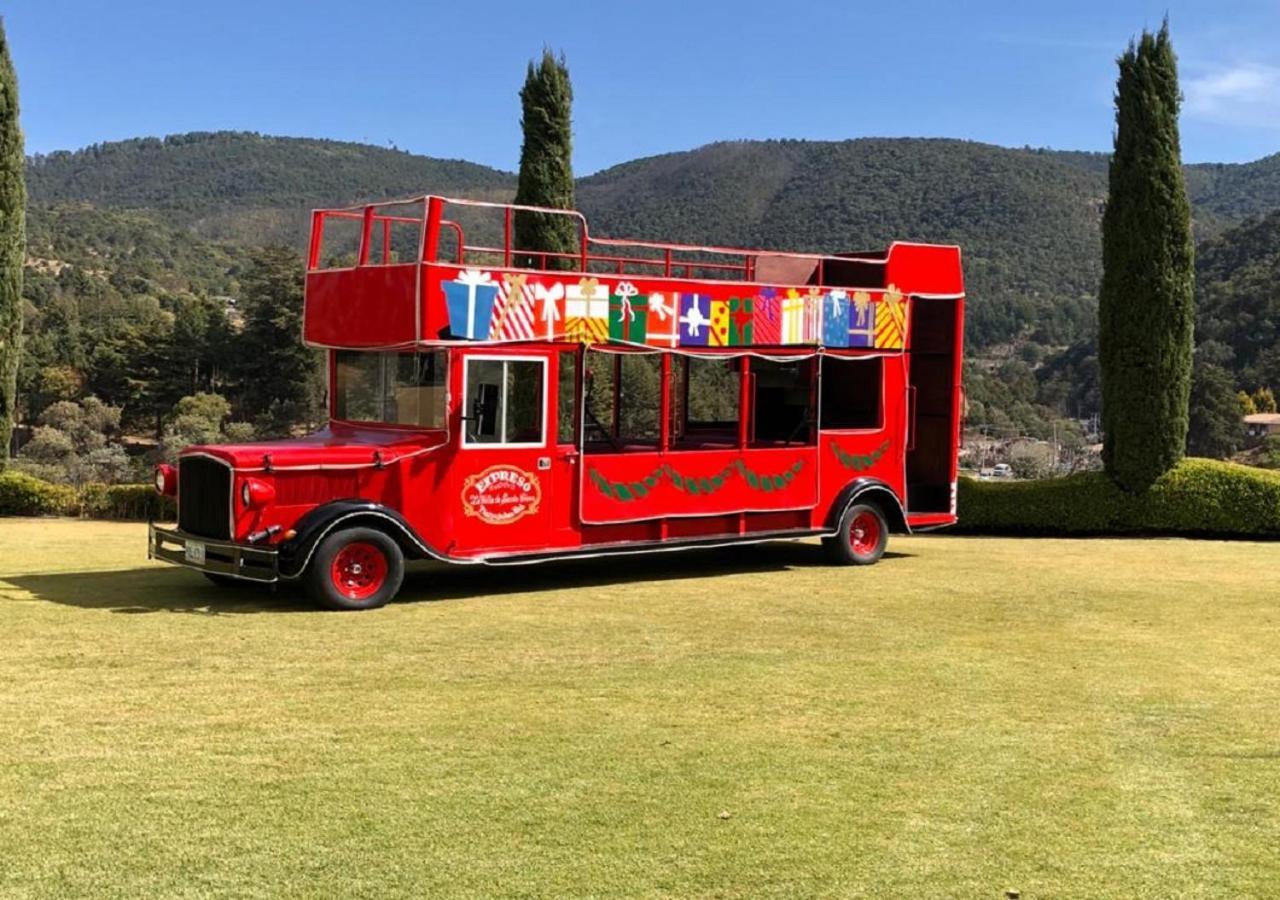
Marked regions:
[615,282,640,322]
[649,292,675,321]
[534,283,565,339]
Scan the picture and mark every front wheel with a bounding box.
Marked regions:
[306,527,405,610]
[823,502,889,565]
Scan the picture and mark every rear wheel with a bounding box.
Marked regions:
[306,527,405,611]
[823,502,889,565]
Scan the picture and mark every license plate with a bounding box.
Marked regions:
[184,540,206,565]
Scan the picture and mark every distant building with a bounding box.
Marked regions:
[1244,413,1280,439]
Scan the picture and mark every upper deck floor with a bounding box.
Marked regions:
[302,195,964,352]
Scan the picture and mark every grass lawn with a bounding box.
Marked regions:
[1,519,1278,898]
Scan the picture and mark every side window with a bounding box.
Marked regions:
[463,357,546,446]
[582,350,661,451]
[820,356,882,429]
[675,356,740,447]
[751,358,815,445]
[557,348,578,445]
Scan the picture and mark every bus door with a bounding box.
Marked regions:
[451,350,555,555]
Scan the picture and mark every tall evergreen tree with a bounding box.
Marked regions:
[513,50,577,269]
[234,246,323,435]
[1187,361,1241,459]
[0,20,24,462]
[1099,22,1195,492]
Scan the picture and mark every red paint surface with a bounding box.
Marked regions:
[177,196,965,563]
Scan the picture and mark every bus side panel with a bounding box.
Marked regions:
[815,353,909,529]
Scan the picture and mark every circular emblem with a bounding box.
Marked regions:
[461,465,543,525]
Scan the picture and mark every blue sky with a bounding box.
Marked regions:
[7,0,1280,174]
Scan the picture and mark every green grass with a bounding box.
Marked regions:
[2,519,1279,898]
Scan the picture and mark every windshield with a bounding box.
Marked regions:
[334,350,447,428]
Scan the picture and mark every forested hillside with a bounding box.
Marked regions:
[1196,209,1280,391]
[578,139,1107,349]
[28,132,516,244]
[15,130,1280,468]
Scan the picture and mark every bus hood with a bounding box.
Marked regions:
[180,424,447,471]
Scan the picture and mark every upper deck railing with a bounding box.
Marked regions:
[307,195,890,286]
[302,194,963,350]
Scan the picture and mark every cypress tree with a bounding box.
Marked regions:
[1099,22,1195,492]
[0,19,23,462]
[513,50,577,270]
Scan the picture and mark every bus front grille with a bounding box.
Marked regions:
[178,456,232,539]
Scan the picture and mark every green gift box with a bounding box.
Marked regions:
[608,285,648,343]
[728,296,754,345]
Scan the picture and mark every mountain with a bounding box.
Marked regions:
[28,132,516,244]
[578,139,1108,348]
[1195,209,1280,390]
[28,132,1280,353]
[18,130,1280,449]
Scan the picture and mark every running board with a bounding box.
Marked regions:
[476,527,830,567]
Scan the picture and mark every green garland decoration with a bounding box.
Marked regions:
[588,458,805,502]
[830,439,890,471]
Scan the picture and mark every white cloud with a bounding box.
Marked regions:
[1185,63,1280,128]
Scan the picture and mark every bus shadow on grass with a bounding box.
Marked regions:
[5,542,914,615]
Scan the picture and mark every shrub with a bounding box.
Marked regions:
[0,472,173,520]
[958,458,1280,538]
[0,470,78,516]
[80,483,175,521]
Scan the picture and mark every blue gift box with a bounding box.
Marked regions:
[822,291,851,348]
[847,291,877,348]
[679,294,712,347]
[444,271,499,340]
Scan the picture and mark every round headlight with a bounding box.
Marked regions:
[240,478,276,509]
[154,464,177,496]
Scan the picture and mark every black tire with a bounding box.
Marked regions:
[822,502,889,566]
[203,572,240,588]
[305,527,405,611]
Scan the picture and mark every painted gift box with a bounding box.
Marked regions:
[565,278,609,344]
[874,284,908,350]
[645,292,680,348]
[709,299,730,347]
[444,269,498,340]
[781,289,809,344]
[847,290,876,348]
[608,282,648,344]
[753,289,782,344]
[532,282,566,341]
[490,273,536,341]
[679,293,713,347]
[822,290,850,348]
[727,296,754,346]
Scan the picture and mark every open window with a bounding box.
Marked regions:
[583,349,662,451]
[462,356,546,446]
[557,348,579,445]
[750,357,816,446]
[673,356,740,448]
[820,355,882,430]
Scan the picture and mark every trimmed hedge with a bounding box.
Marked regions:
[959,458,1280,538]
[0,471,174,520]
[0,470,79,516]
[80,483,176,521]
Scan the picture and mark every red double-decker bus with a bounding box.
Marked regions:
[150,195,965,609]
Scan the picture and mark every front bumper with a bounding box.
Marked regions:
[149,523,279,583]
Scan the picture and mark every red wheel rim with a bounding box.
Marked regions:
[330,542,388,600]
[849,511,881,557]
